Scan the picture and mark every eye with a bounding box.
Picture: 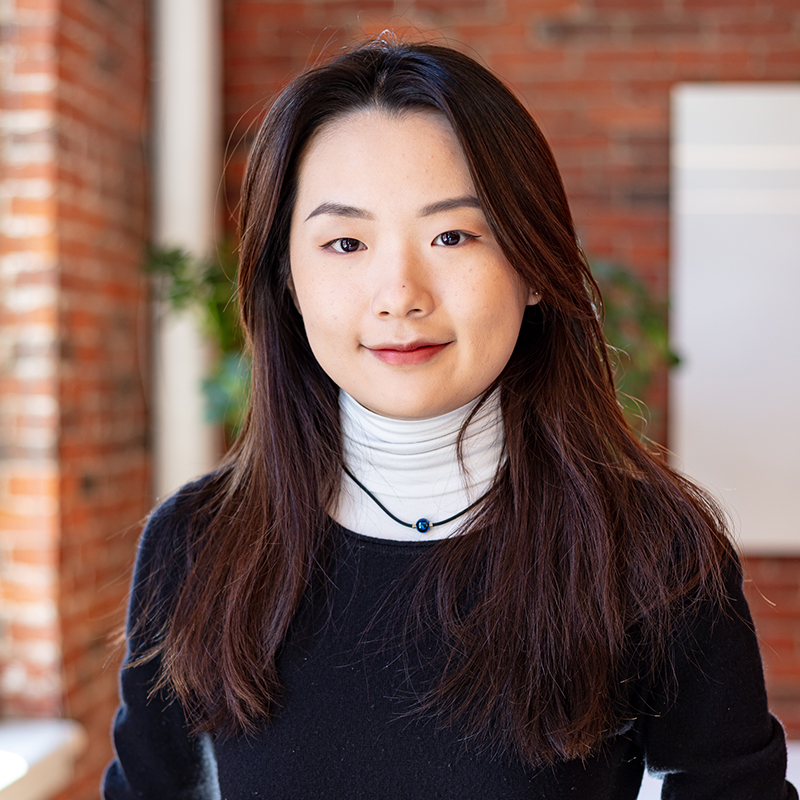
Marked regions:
[432,230,476,247]
[325,237,365,254]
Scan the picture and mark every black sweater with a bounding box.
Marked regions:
[103,484,797,799]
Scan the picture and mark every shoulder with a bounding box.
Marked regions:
[127,471,223,642]
[675,545,752,659]
[137,472,222,565]
[146,471,222,530]
[634,547,792,796]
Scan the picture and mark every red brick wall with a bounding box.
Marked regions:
[0,0,62,719]
[1,0,150,798]
[54,0,150,796]
[744,558,800,738]
[222,0,800,736]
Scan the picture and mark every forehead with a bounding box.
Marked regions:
[307,106,456,151]
[293,108,475,202]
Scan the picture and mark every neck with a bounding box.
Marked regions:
[333,389,504,541]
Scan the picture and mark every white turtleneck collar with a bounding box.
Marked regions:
[333,389,504,541]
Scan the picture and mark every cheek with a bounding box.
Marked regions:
[300,299,355,369]
[465,275,527,339]
[293,274,339,328]
[301,320,345,385]
[309,297,354,336]
[482,301,527,367]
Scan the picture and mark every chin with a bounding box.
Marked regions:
[359,394,464,421]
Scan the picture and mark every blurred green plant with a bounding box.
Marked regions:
[592,260,680,433]
[145,246,678,441]
[146,242,250,441]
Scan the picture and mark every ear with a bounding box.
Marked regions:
[527,288,542,306]
[287,274,302,315]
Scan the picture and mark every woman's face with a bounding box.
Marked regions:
[288,108,538,420]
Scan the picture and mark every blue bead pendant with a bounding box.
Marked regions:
[415,518,431,533]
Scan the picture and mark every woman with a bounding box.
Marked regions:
[104,39,796,798]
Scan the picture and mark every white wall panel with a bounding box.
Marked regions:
[671,83,800,554]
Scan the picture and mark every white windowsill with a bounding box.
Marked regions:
[0,720,86,800]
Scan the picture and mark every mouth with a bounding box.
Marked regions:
[365,340,451,366]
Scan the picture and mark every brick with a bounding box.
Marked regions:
[537,18,619,42]
[596,0,666,6]
[624,79,675,102]
[489,49,569,84]
[528,78,619,106]
[590,97,666,126]
[630,19,707,38]
[16,0,60,13]
[1,2,149,797]
[684,0,785,7]
[671,48,754,76]
[7,621,59,643]
[413,0,485,10]
[8,195,53,217]
[10,547,58,568]
[0,579,56,606]
[455,22,528,41]
[505,0,578,11]
[8,473,58,496]
[718,20,796,37]
[764,49,800,69]
[583,48,676,71]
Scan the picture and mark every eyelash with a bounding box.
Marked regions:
[322,230,478,253]
[432,230,477,247]
[325,238,364,254]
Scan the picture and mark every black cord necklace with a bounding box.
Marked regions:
[342,465,486,533]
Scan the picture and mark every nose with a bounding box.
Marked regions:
[370,243,434,319]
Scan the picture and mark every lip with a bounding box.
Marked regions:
[365,340,451,366]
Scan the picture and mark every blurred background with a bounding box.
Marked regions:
[0,0,798,797]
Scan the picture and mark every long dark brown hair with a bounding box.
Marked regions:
[142,39,731,766]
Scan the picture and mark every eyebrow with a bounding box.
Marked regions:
[304,202,373,222]
[419,196,482,217]
[304,195,482,222]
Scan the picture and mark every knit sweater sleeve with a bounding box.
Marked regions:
[635,556,797,799]
[102,486,220,800]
